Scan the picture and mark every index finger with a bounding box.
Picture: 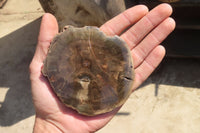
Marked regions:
[100,5,148,36]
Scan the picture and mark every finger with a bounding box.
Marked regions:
[30,13,58,77]
[132,17,175,68]
[100,5,148,36]
[121,3,173,49]
[133,45,165,89]
[34,13,58,63]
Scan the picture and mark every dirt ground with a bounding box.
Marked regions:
[0,0,200,133]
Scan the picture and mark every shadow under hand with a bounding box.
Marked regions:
[0,17,41,126]
[116,112,130,116]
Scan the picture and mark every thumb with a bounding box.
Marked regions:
[35,13,58,63]
[30,13,58,78]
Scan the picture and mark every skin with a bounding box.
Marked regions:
[29,4,175,133]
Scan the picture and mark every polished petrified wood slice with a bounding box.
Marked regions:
[42,26,134,116]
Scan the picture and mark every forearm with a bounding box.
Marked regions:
[33,117,63,133]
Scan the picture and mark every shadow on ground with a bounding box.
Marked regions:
[142,57,200,96]
[0,16,200,126]
[0,17,41,126]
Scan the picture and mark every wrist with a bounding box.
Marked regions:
[33,116,63,133]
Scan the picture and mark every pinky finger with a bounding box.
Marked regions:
[132,45,166,90]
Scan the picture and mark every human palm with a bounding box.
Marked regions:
[30,4,175,133]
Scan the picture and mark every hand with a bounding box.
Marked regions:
[29,3,175,133]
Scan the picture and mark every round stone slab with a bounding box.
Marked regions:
[42,26,134,116]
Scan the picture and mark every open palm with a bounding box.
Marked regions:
[29,4,175,133]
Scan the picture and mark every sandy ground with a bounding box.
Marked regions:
[0,0,200,133]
